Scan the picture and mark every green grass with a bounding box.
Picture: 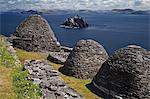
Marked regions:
[15,48,101,99]
[13,70,41,99]
[0,37,18,68]
[0,65,16,99]
[0,36,41,99]
[0,36,17,99]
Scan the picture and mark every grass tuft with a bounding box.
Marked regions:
[12,70,41,99]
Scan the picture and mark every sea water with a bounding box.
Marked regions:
[0,11,149,55]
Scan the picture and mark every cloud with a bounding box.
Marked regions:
[0,0,150,11]
[8,1,16,4]
[134,0,143,6]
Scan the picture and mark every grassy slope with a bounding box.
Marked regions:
[16,48,101,99]
[0,36,16,98]
[0,36,41,99]
[0,65,16,99]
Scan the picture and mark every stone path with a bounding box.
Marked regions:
[24,60,83,99]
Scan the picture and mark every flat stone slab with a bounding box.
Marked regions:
[47,52,70,65]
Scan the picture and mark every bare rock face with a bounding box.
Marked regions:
[60,39,108,79]
[92,45,150,99]
[11,14,60,52]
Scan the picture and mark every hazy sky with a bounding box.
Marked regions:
[0,0,150,11]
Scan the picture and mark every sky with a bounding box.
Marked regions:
[0,0,150,11]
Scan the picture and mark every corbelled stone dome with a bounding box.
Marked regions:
[11,14,60,52]
[92,45,150,99]
[60,39,108,79]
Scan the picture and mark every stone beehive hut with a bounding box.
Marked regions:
[11,14,60,52]
[92,45,150,99]
[60,39,108,79]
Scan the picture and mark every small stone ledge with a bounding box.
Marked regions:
[47,52,70,65]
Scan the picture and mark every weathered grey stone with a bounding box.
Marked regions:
[63,88,81,97]
[42,89,57,99]
[60,46,73,52]
[49,86,58,91]
[47,52,70,64]
[24,60,84,99]
[60,39,108,79]
[11,14,60,52]
[41,81,50,88]
[28,69,33,74]
[32,78,41,84]
[92,45,150,99]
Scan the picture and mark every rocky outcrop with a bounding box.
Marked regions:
[47,46,72,65]
[92,45,150,99]
[60,15,88,28]
[11,14,60,52]
[60,39,108,79]
[47,52,70,65]
[24,60,83,99]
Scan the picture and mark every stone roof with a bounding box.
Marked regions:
[60,39,108,79]
[11,14,60,52]
[93,45,150,99]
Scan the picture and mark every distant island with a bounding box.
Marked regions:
[0,9,42,15]
[20,10,42,14]
[60,15,89,29]
[1,9,149,15]
[111,9,148,15]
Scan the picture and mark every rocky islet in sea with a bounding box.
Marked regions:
[60,15,88,28]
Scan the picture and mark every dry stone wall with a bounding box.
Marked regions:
[24,60,83,99]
